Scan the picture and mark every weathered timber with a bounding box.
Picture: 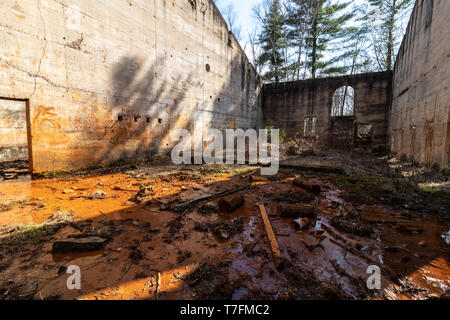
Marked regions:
[52,237,107,254]
[292,177,321,194]
[174,185,249,211]
[219,194,245,213]
[279,203,315,218]
[257,204,282,269]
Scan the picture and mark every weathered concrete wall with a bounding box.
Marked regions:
[263,72,392,149]
[390,0,450,167]
[0,0,263,173]
[0,98,28,162]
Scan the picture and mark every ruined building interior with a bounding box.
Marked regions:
[0,0,448,301]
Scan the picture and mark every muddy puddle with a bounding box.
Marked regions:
[0,167,448,300]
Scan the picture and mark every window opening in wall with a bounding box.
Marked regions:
[355,123,374,145]
[304,116,317,137]
[331,86,354,117]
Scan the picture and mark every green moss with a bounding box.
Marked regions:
[443,167,450,177]
[420,186,450,200]
[0,210,73,252]
[264,119,287,143]
[35,168,77,179]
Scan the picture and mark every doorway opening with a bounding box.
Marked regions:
[0,98,31,181]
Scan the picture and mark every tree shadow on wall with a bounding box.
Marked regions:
[98,56,194,163]
[76,53,261,167]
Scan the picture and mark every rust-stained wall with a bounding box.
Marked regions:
[390,0,450,167]
[263,72,392,149]
[0,0,263,173]
[0,98,28,162]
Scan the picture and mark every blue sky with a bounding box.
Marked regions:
[215,0,261,37]
[215,0,368,38]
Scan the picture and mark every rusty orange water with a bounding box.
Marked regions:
[0,170,448,300]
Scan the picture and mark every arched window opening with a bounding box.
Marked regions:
[331,86,354,117]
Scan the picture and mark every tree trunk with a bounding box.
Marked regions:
[387,0,396,71]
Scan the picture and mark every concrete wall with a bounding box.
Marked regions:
[0,98,28,162]
[0,0,263,173]
[263,72,392,149]
[390,0,450,167]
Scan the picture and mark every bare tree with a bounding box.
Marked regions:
[248,27,262,73]
[223,4,242,40]
[366,0,414,71]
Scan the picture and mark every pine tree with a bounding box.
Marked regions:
[255,0,288,83]
[285,0,314,80]
[366,0,414,71]
[305,0,355,78]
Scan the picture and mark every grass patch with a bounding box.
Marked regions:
[0,210,73,253]
[0,200,36,212]
[419,186,450,200]
[330,173,415,205]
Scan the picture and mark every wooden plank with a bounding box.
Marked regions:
[257,204,282,269]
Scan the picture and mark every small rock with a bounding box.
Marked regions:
[87,190,107,199]
[3,173,17,180]
[361,245,373,254]
[57,266,68,275]
[401,256,411,263]
[293,217,310,230]
[418,240,427,247]
[440,289,450,300]
[383,246,401,252]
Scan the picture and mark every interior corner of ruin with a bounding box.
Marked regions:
[0,0,448,303]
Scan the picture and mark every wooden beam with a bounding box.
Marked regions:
[257,204,282,269]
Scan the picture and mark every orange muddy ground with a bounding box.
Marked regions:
[0,165,448,300]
